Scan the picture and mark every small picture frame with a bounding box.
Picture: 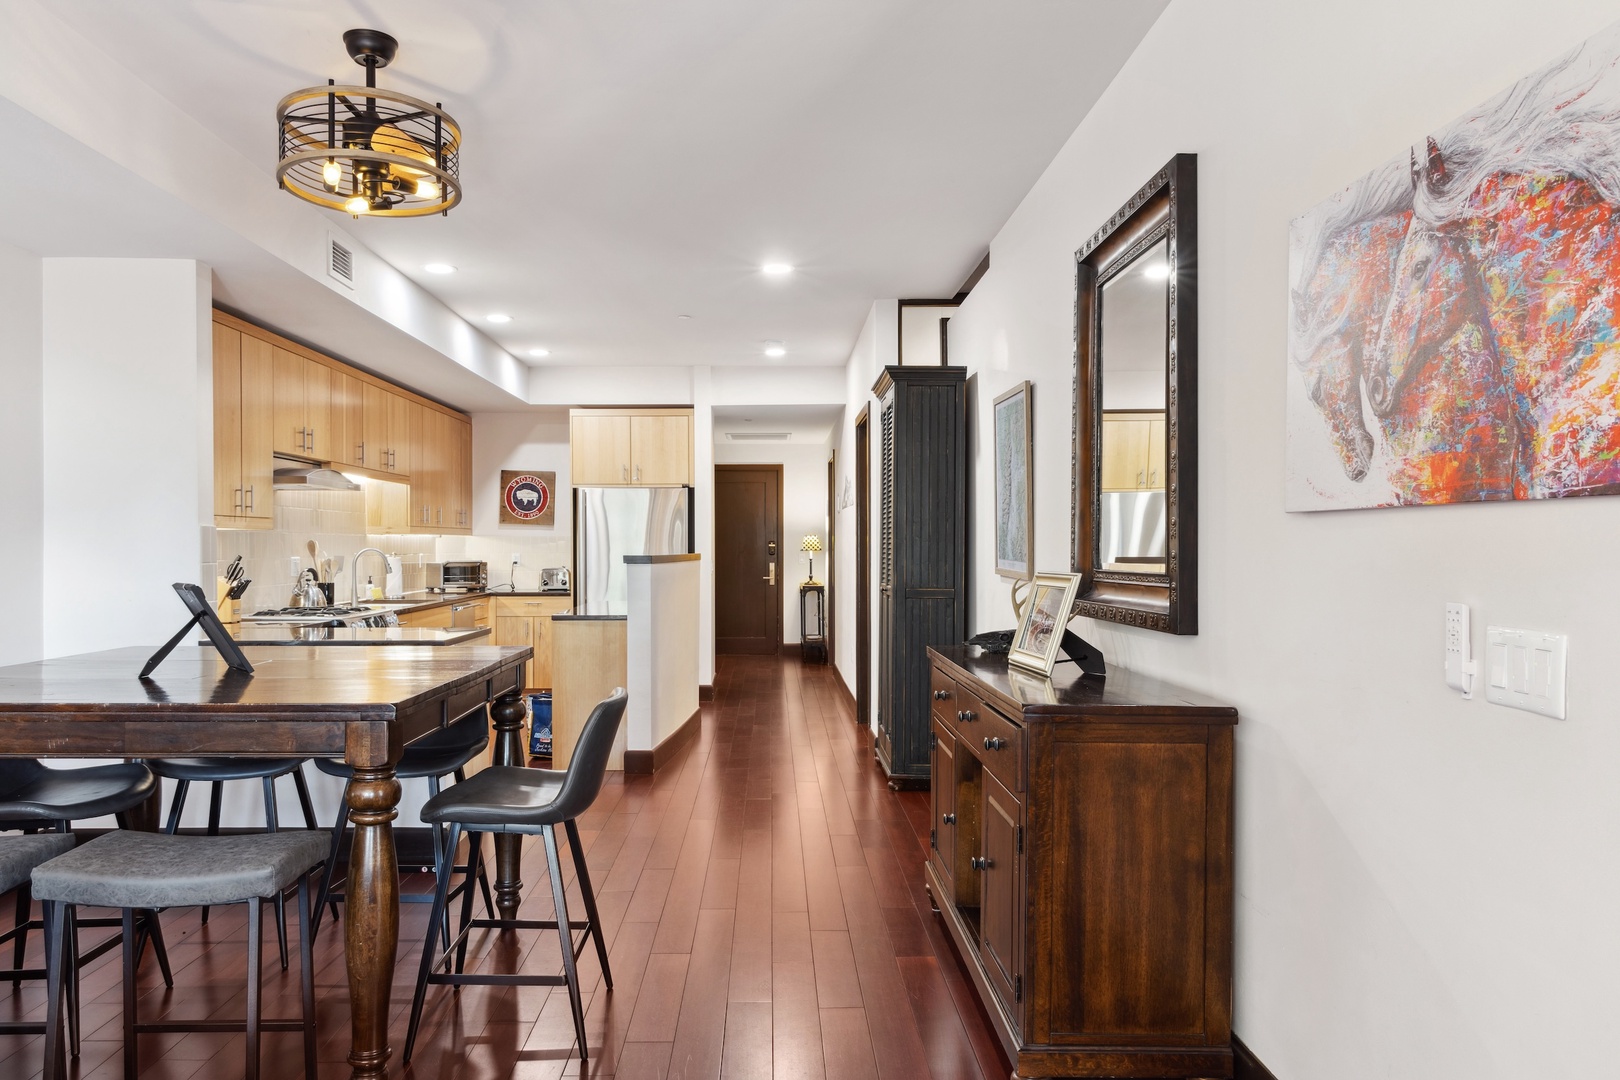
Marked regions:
[993,381,1034,580]
[1007,571,1081,677]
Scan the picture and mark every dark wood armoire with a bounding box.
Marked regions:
[873,364,967,788]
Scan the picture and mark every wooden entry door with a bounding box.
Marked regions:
[715,465,783,654]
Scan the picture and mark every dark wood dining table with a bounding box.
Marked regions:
[0,643,533,1079]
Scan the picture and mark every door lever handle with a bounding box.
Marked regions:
[764,563,776,585]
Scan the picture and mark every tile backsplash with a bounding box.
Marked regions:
[212,488,570,612]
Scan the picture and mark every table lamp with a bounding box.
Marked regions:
[801,534,822,584]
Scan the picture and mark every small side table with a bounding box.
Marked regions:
[799,582,827,663]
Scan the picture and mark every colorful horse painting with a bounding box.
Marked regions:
[1287,20,1620,510]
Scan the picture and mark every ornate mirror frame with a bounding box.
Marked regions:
[1072,153,1198,634]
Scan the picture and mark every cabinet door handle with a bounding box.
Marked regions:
[983,737,1007,751]
[358,441,364,464]
[245,485,255,512]
[309,429,316,454]
[635,464,641,482]
[933,689,950,700]
[622,464,629,481]
[970,856,993,871]
[234,488,243,513]
[942,813,956,825]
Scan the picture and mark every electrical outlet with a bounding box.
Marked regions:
[1444,602,1477,698]
[511,552,521,565]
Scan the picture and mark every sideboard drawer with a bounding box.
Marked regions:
[929,667,961,730]
[953,684,1024,793]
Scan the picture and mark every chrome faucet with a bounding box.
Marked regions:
[352,548,393,607]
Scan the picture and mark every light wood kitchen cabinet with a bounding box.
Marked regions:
[490,595,571,690]
[212,310,472,531]
[1101,411,1167,491]
[272,347,332,459]
[212,323,274,529]
[569,408,692,486]
[331,371,365,468]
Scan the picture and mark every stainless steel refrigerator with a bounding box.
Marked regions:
[573,486,694,607]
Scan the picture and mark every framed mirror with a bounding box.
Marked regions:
[1072,154,1197,634]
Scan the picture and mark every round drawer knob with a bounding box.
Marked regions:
[983,737,1006,751]
[970,856,994,871]
[957,709,976,722]
[933,689,950,700]
[942,813,956,825]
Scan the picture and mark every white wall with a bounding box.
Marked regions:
[714,441,832,644]
[458,410,574,585]
[625,558,701,751]
[0,239,43,667]
[42,259,210,657]
[832,301,898,719]
[933,2,1620,1075]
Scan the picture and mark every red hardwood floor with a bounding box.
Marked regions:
[0,654,1010,1079]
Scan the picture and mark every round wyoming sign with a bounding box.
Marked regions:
[500,470,555,526]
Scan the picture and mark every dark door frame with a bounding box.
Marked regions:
[826,449,836,666]
[714,463,785,656]
[855,406,871,726]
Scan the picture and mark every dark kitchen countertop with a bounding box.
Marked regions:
[552,602,627,621]
[215,625,494,647]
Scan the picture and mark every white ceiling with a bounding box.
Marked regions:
[45,0,1165,372]
[713,404,842,445]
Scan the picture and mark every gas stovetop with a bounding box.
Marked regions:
[244,605,380,625]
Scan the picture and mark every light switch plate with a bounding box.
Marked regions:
[1485,626,1566,719]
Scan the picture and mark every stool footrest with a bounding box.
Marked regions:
[426,972,568,988]
[136,1019,307,1034]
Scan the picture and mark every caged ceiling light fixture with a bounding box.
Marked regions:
[276,29,461,219]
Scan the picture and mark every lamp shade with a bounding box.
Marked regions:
[800,535,822,553]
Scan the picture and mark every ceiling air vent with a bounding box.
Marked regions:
[327,235,354,288]
[726,432,791,442]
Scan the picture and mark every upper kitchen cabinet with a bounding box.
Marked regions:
[212,310,473,532]
[271,347,333,460]
[570,408,692,486]
[212,323,273,529]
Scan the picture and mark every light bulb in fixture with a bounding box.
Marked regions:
[528,348,549,358]
[345,195,369,216]
[761,263,793,277]
[486,313,512,324]
[764,343,786,358]
[322,158,342,187]
[1142,262,1170,280]
[423,263,456,274]
[415,177,440,200]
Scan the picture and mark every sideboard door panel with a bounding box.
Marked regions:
[1046,728,1210,1040]
[929,719,957,890]
[981,771,1022,1020]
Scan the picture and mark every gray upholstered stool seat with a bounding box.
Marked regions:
[417,766,566,832]
[35,831,325,1080]
[0,833,75,895]
[32,831,330,909]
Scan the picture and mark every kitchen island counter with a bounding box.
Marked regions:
[220,624,493,646]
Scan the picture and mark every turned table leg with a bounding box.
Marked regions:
[345,765,401,1079]
[490,692,527,921]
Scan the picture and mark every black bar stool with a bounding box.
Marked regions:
[0,833,79,1046]
[310,705,496,943]
[0,759,173,989]
[33,830,328,1080]
[403,688,626,1064]
[145,756,318,969]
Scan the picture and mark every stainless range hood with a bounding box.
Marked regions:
[273,457,361,491]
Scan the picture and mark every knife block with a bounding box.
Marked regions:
[216,577,240,626]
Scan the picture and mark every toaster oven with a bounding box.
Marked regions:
[440,561,487,593]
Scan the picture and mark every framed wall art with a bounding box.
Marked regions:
[1288,20,1620,510]
[994,381,1034,580]
[500,470,556,526]
[1007,571,1081,677]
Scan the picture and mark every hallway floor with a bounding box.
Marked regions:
[0,654,1010,1078]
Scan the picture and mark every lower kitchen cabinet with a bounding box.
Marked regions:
[490,596,571,690]
[926,645,1238,1079]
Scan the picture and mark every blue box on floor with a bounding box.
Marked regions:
[529,691,552,757]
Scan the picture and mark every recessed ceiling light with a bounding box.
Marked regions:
[676,314,692,320]
[764,341,786,358]
[761,263,793,277]
[486,313,512,324]
[528,348,549,358]
[423,262,456,274]
[1142,262,1170,280]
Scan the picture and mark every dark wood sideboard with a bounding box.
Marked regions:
[925,645,1237,1078]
